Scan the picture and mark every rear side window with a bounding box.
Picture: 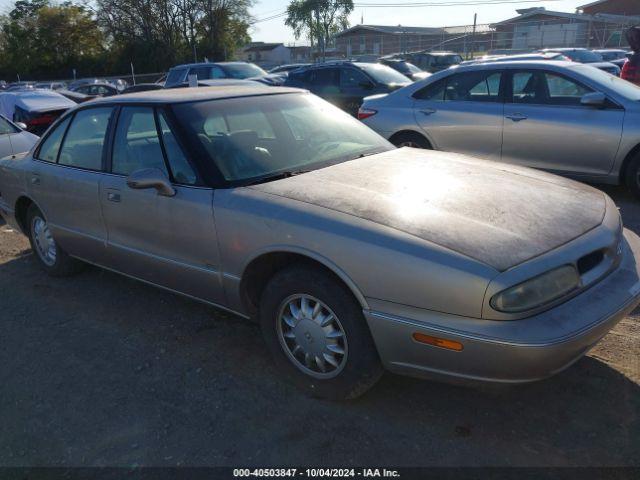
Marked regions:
[112,107,168,176]
[36,116,71,162]
[444,71,502,102]
[415,72,502,102]
[414,78,447,100]
[58,108,112,170]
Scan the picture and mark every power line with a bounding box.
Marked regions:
[354,0,562,6]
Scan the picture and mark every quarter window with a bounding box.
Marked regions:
[37,116,71,162]
[158,111,198,185]
[112,107,168,176]
[58,108,112,170]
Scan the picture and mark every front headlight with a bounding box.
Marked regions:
[490,265,581,313]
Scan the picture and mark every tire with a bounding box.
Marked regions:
[26,204,83,277]
[259,265,383,400]
[625,152,640,199]
[390,131,432,149]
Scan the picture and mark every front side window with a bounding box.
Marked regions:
[512,71,592,106]
[58,108,112,170]
[172,93,392,183]
[166,68,186,85]
[36,116,71,162]
[112,107,168,176]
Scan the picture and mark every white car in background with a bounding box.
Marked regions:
[0,114,38,159]
[0,89,76,136]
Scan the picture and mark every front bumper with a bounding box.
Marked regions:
[364,228,640,384]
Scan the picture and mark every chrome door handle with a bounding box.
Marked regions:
[30,176,40,185]
[506,113,528,122]
[420,109,437,115]
[107,192,121,203]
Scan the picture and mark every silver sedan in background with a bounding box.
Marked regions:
[360,61,640,196]
[1,86,640,400]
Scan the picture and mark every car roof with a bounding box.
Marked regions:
[452,60,578,71]
[169,61,251,70]
[88,85,304,105]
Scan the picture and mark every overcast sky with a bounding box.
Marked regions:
[250,0,590,44]
[0,0,591,45]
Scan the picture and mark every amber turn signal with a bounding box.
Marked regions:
[412,332,463,352]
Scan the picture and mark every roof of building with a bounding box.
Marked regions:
[578,0,608,9]
[490,7,639,27]
[243,43,284,52]
[336,23,493,38]
[336,24,444,37]
[89,86,303,105]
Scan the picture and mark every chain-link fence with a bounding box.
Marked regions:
[335,15,639,61]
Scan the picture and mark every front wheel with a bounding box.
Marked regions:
[259,265,383,400]
[27,204,83,277]
[625,152,640,200]
[390,131,432,149]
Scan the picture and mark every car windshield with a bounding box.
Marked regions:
[172,93,393,183]
[359,64,411,85]
[388,61,422,74]
[222,63,267,79]
[564,50,604,63]
[434,55,462,66]
[576,64,640,101]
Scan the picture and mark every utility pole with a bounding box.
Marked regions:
[471,13,477,59]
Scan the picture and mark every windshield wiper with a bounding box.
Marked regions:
[244,170,310,186]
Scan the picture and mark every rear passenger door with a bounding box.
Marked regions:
[28,107,113,264]
[501,69,624,175]
[412,69,505,159]
[99,106,225,304]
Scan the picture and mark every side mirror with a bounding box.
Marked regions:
[126,168,176,197]
[359,80,375,90]
[581,92,607,108]
[15,122,27,130]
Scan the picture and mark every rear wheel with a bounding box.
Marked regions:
[259,265,383,400]
[27,204,83,277]
[391,131,432,149]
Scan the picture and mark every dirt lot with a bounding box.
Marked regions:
[0,185,638,468]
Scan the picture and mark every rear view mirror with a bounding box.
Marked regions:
[127,168,176,197]
[581,92,607,108]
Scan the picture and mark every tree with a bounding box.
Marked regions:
[0,1,105,79]
[285,0,353,60]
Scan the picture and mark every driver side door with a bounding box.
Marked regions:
[501,69,624,175]
[100,106,225,304]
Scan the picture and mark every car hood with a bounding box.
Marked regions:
[249,148,606,271]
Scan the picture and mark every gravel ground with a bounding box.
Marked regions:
[0,185,638,468]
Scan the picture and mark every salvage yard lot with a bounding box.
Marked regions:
[0,185,638,467]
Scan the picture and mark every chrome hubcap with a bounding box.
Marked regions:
[277,294,348,379]
[32,216,57,266]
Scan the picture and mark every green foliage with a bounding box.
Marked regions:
[285,0,353,59]
[0,0,255,80]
